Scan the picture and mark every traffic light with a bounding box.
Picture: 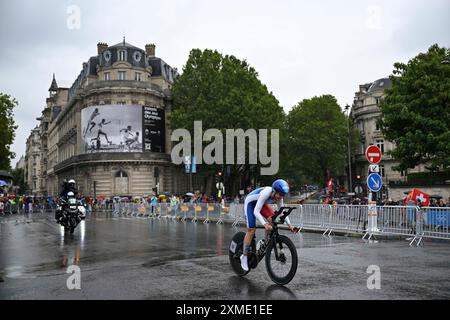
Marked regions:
[215,171,223,184]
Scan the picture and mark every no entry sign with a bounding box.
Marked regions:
[365,145,382,164]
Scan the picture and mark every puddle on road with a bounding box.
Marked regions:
[1,266,37,279]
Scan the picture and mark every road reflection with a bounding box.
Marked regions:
[59,221,85,267]
[228,276,297,298]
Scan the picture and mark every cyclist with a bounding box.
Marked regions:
[240,179,298,271]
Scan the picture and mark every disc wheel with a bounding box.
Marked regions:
[229,232,250,276]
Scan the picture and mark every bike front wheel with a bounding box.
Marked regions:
[265,235,298,285]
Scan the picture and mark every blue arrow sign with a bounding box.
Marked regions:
[367,173,382,192]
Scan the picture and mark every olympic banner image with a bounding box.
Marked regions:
[81,104,143,153]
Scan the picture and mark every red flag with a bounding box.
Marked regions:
[411,188,430,207]
[327,178,333,193]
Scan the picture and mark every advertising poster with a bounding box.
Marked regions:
[142,105,165,153]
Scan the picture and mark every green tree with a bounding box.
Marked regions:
[11,167,26,195]
[379,44,450,172]
[0,93,18,170]
[170,49,285,193]
[284,95,359,186]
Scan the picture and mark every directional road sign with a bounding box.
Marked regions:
[367,173,382,192]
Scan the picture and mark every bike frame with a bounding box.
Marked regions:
[256,207,296,262]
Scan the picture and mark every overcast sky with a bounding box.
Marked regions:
[1,0,449,166]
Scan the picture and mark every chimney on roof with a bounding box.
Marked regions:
[97,42,108,54]
[145,44,156,57]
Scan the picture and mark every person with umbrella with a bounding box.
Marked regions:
[0,180,8,198]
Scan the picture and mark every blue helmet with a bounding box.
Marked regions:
[272,179,289,194]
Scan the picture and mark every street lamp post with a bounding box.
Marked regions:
[345,104,353,194]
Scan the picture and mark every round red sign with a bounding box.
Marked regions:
[365,145,382,164]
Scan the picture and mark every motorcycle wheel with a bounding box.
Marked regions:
[265,235,298,285]
[229,232,250,276]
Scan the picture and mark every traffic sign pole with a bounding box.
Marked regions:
[365,145,383,234]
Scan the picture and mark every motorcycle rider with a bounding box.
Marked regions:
[60,179,78,200]
[55,179,86,223]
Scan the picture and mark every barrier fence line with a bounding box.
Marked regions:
[3,201,449,245]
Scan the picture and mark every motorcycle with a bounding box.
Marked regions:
[229,207,299,285]
[57,193,85,234]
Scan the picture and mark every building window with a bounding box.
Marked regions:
[375,119,381,131]
[376,139,384,153]
[375,97,380,106]
[104,72,110,81]
[135,72,141,81]
[116,170,128,178]
[118,50,126,61]
[118,71,126,80]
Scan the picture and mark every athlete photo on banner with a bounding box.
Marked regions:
[81,105,143,153]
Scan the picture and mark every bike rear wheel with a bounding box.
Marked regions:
[265,235,298,285]
[229,232,250,276]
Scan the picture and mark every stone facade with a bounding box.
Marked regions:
[25,40,188,198]
[24,127,41,195]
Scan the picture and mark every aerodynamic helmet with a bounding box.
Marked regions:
[272,179,289,195]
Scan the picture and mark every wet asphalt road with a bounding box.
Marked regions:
[1,211,449,300]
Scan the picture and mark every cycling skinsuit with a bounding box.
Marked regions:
[244,187,291,228]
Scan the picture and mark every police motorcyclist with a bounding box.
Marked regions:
[60,179,78,200]
[55,179,85,223]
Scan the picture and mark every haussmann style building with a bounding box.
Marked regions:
[25,39,193,198]
[350,77,449,201]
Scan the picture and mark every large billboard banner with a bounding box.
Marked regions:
[81,105,143,153]
[81,105,165,154]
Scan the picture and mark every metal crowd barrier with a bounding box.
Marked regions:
[420,207,450,240]
[376,206,417,237]
[13,199,447,246]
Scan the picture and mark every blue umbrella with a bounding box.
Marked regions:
[0,180,8,187]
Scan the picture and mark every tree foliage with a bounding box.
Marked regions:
[170,49,285,192]
[284,95,359,186]
[11,167,26,195]
[379,44,450,171]
[0,93,18,170]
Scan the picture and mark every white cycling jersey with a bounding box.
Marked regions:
[244,186,291,227]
